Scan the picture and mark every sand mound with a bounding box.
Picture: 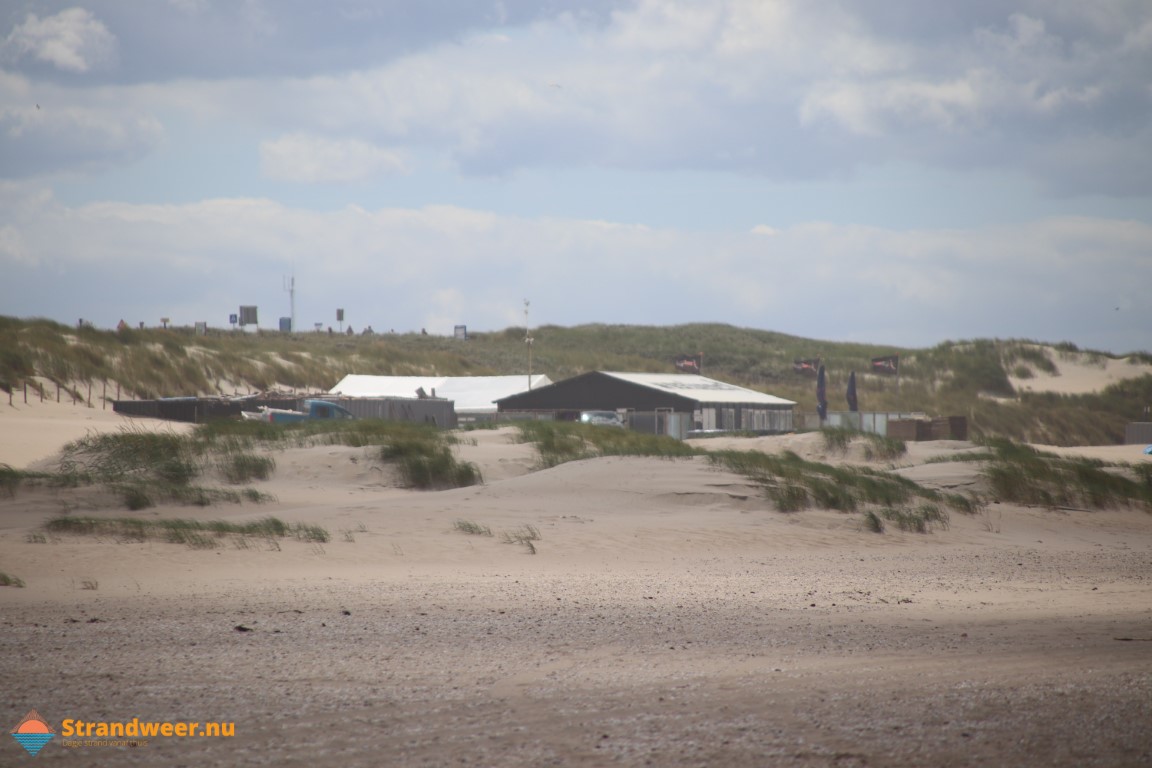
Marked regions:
[2,408,1151,766]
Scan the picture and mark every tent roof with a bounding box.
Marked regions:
[329,374,552,413]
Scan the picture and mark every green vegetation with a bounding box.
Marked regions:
[515,420,699,468]
[43,515,329,549]
[880,504,950,533]
[200,417,481,490]
[376,424,481,489]
[3,316,1149,446]
[0,463,21,497]
[702,449,971,533]
[49,425,270,509]
[0,570,26,588]
[2,415,481,509]
[453,519,493,536]
[506,423,975,534]
[979,438,1152,511]
[819,426,907,461]
[502,524,541,554]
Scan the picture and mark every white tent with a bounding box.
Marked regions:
[329,374,552,415]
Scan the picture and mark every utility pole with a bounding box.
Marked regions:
[524,299,534,390]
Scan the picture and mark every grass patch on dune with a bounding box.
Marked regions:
[819,427,907,461]
[0,463,22,497]
[979,438,1152,511]
[217,453,276,484]
[515,421,699,468]
[10,417,482,505]
[0,570,26,588]
[44,515,329,549]
[707,448,971,534]
[46,424,275,510]
[202,418,482,490]
[454,519,493,536]
[376,424,482,490]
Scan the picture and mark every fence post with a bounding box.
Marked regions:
[57,382,61,402]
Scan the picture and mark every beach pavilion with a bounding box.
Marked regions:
[495,371,795,438]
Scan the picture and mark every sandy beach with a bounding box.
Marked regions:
[2,397,1151,767]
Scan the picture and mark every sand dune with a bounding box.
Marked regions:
[2,398,1151,766]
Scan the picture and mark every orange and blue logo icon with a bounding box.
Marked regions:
[11,710,55,756]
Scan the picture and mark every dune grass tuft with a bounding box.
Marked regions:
[43,515,328,548]
[0,570,26,588]
[515,421,699,469]
[454,519,493,536]
[979,437,1152,511]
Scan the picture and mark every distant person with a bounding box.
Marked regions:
[421,328,428,335]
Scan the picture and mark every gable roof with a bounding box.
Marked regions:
[598,372,796,406]
[495,371,795,411]
[329,374,552,413]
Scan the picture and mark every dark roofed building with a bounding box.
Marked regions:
[496,371,795,438]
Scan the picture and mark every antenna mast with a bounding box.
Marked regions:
[524,299,534,390]
[284,274,296,333]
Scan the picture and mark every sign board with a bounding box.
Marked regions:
[454,324,467,340]
[239,306,258,326]
[279,317,292,333]
[336,308,344,322]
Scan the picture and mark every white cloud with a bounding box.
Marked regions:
[1,8,117,73]
[0,74,164,178]
[260,133,407,183]
[0,224,32,266]
[1,190,1149,352]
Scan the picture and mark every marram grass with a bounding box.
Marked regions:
[44,515,329,548]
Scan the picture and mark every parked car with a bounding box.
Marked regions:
[579,410,625,428]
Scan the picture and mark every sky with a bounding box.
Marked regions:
[1,1,1150,354]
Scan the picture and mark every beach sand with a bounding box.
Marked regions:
[1,396,1151,766]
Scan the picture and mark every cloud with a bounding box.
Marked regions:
[1,186,1148,352]
[0,73,164,178]
[1,8,117,73]
[260,133,407,183]
[2,1,1149,194]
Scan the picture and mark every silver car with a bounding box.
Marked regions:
[579,410,625,428]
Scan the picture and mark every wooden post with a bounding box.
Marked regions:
[24,381,27,404]
[102,381,107,409]
[57,382,61,402]
[87,381,92,407]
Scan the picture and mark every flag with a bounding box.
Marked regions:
[674,353,702,373]
[816,364,828,421]
[846,371,858,412]
[792,358,820,376]
[871,354,899,376]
